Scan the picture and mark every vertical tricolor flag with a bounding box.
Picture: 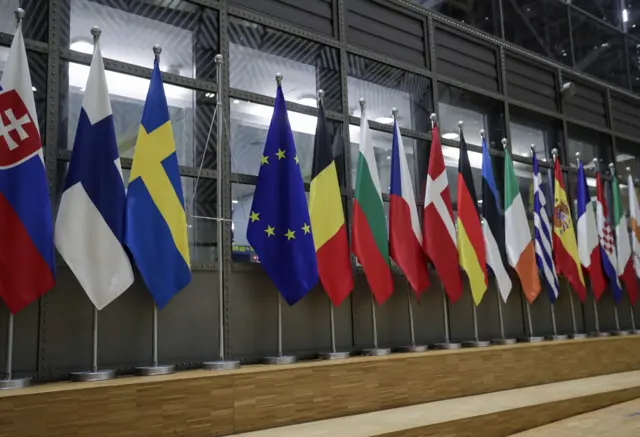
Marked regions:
[0,21,55,313]
[423,120,461,302]
[595,169,622,303]
[389,114,429,295]
[611,168,638,305]
[504,145,539,303]
[309,94,352,306]
[576,158,606,300]
[627,172,640,281]
[54,33,134,310]
[456,131,487,305]
[552,157,586,302]
[352,104,393,304]
[481,133,511,302]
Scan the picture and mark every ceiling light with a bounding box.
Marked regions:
[442,132,459,140]
[374,116,394,124]
[232,199,239,204]
[205,92,215,99]
[70,39,94,55]
[32,86,36,92]
[623,8,629,23]
[233,99,240,104]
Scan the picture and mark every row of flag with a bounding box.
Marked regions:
[0,25,191,314]
[247,82,640,311]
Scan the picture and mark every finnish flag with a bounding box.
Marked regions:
[54,35,134,309]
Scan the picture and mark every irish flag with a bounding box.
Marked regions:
[352,105,393,304]
[504,147,541,303]
[612,170,638,305]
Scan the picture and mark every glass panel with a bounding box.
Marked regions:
[627,38,640,93]
[347,54,432,133]
[438,83,505,149]
[509,105,563,160]
[571,9,630,88]
[406,0,501,36]
[349,125,416,196]
[567,123,612,169]
[62,62,216,169]
[229,17,341,112]
[571,0,622,29]
[502,0,572,65]
[0,0,48,42]
[615,138,640,179]
[68,0,217,80]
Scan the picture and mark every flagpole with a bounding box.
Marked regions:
[362,293,391,356]
[318,294,351,359]
[397,281,428,353]
[589,284,608,337]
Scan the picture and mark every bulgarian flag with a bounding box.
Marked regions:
[612,169,638,305]
[352,104,393,304]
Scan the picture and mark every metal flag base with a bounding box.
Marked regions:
[629,330,640,335]
[134,365,175,376]
[610,330,631,336]
[491,338,517,345]
[547,334,569,341]
[70,369,116,382]
[318,351,351,360]
[569,333,588,339]
[0,377,31,390]
[202,360,241,371]
[362,348,391,356]
[521,336,545,343]
[590,331,610,337]
[263,355,297,365]
[396,345,428,353]
[435,342,462,350]
[462,340,490,348]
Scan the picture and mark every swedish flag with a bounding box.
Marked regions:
[125,55,191,308]
[246,80,318,305]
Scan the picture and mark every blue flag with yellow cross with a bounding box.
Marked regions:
[246,82,318,305]
[125,56,191,308]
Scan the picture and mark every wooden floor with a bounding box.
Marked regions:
[510,398,640,436]
[229,371,640,437]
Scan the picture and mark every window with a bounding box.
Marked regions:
[62,62,215,169]
[571,0,622,29]
[0,0,48,42]
[615,138,640,180]
[509,105,563,160]
[68,0,217,80]
[347,54,432,133]
[566,123,612,169]
[406,0,501,36]
[229,17,341,112]
[438,83,505,149]
[441,145,483,208]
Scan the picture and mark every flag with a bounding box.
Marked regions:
[576,159,606,300]
[612,170,638,305]
[352,105,393,304]
[456,132,487,304]
[504,147,540,303]
[628,173,640,280]
[54,36,134,310]
[389,117,429,295]
[0,23,55,313]
[309,96,352,306]
[125,58,191,308]
[552,157,586,301]
[532,154,559,302]
[246,83,318,305]
[423,123,461,302]
[482,134,511,302]
[595,170,622,303]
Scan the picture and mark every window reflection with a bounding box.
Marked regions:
[509,106,562,160]
[229,17,341,112]
[566,123,612,169]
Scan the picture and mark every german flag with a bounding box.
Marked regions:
[457,131,487,305]
[309,95,353,306]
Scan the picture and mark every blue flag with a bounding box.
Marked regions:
[246,85,318,305]
[125,58,192,308]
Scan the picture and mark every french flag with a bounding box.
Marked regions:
[595,170,623,303]
[0,23,55,313]
[389,116,429,294]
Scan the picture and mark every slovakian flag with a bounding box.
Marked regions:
[0,22,55,313]
[552,157,586,302]
[54,34,134,310]
[423,121,461,302]
[611,168,638,305]
[309,94,353,307]
[576,158,606,300]
[456,131,487,305]
[352,104,393,304]
[595,169,623,303]
[389,114,429,295]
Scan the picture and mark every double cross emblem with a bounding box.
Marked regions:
[0,108,31,151]
[0,89,40,167]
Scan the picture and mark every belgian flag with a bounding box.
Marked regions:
[309,95,353,306]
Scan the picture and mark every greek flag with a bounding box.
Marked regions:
[532,154,559,302]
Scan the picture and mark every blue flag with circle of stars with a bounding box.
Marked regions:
[246,84,318,305]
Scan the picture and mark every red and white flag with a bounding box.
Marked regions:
[422,123,462,302]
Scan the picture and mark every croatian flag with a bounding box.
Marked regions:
[54,36,134,310]
[0,23,55,313]
[595,170,623,303]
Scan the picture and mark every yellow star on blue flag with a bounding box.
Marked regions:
[246,82,318,305]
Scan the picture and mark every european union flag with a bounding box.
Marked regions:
[125,55,192,308]
[246,81,318,305]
